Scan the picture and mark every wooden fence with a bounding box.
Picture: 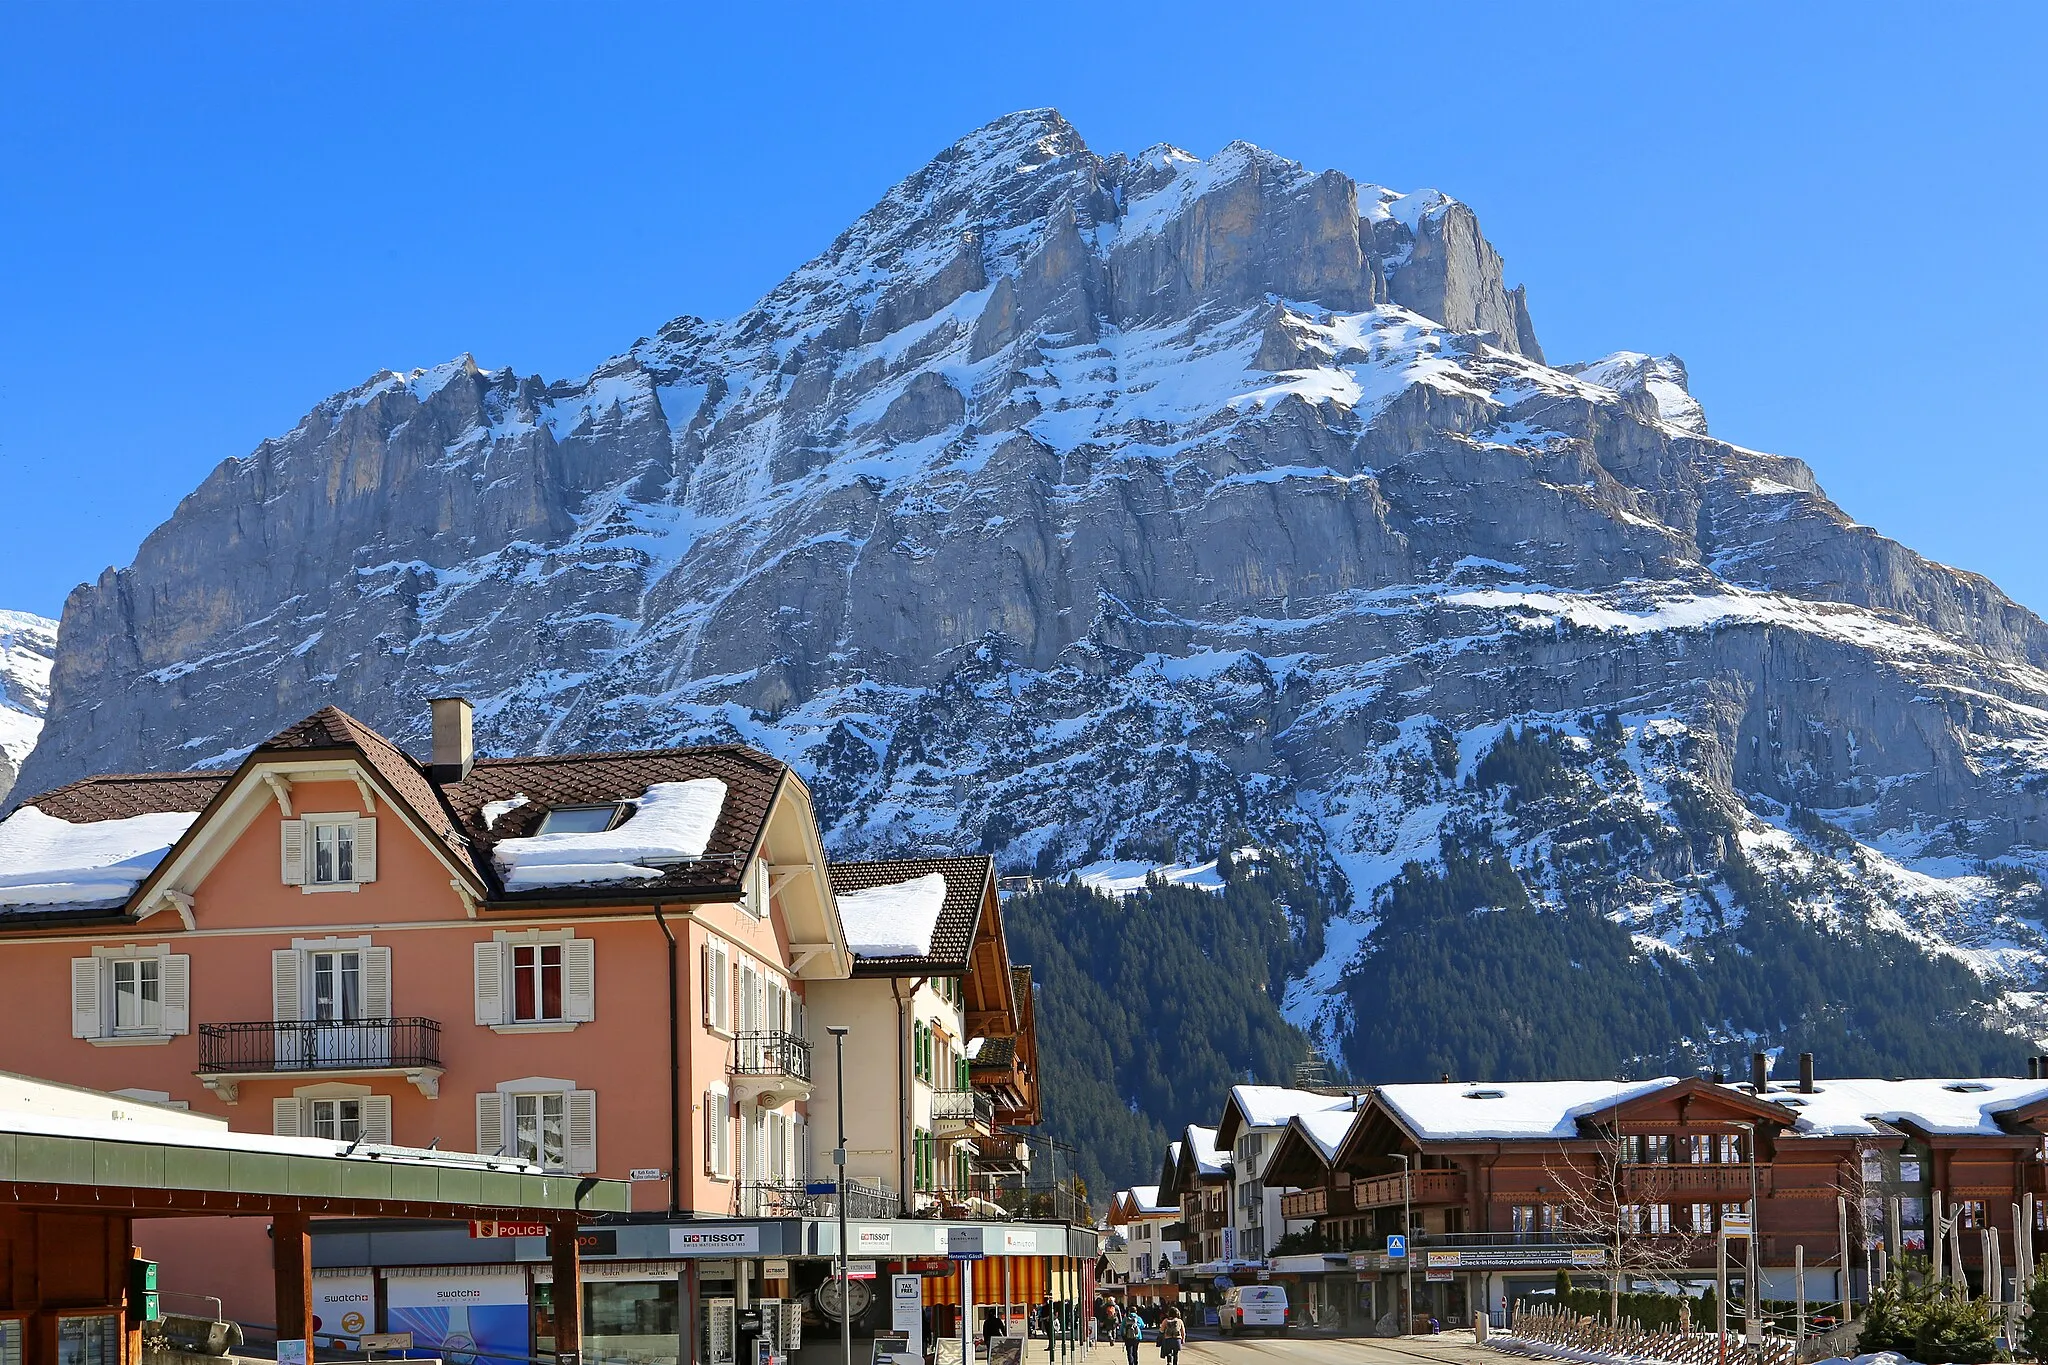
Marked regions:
[1502,1304,1796,1365]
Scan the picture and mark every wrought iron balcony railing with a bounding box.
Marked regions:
[196,1018,440,1074]
[931,1088,996,1132]
[730,1030,812,1081]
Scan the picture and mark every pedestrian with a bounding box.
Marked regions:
[985,1307,1007,1342]
[1120,1305,1145,1365]
[1158,1307,1185,1365]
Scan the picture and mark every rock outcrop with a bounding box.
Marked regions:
[20,109,2048,1057]
[0,611,56,803]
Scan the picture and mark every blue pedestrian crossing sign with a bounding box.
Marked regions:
[1386,1234,1407,1259]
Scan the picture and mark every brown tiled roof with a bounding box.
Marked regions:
[23,772,232,823]
[11,704,792,910]
[256,707,475,877]
[828,855,994,975]
[970,1035,1018,1070]
[444,746,786,901]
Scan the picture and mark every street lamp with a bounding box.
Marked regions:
[1394,1153,1413,1335]
[828,1026,852,1365]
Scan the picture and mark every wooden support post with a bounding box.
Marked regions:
[272,1213,313,1365]
[551,1218,583,1365]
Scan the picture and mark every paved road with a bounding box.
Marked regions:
[1177,1330,1502,1365]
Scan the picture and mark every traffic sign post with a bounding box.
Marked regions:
[1386,1234,1407,1260]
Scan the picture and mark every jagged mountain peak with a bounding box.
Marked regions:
[1566,351,1707,436]
[24,110,2048,1098]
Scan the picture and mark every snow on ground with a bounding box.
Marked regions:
[837,871,950,957]
[492,780,727,891]
[0,806,198,908]
[1073,858,1226,897]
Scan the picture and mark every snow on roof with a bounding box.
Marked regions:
[0,805,198,909]
[1228,1083,1357,1130]
[837,872,949,958]
[1127,1184,1172,1216]
[491,779,727,891]
[0,1075,545,1174]
[1296,1106,1359,1161]
[1185,1124,1229,1175]
[1378,1078,1678,1140]
[1733,1078,2048,1137]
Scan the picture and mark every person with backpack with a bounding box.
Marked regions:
[1157,1307,1185,1364]
[1120,1306,1145,1365]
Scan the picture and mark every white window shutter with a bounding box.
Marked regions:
[567,1089,597,1174]
[473,941,504,1025]
[273,1098,302,1137]
[70,958,102,1039]
[280,820,306,885]
[476,1092,505,1155]
[361,1094,393,1146]
[353,817,377,883]
[161,955,191,1035]
[362,946,391,1019]
[700,946,712,1025]
[271,949,301,1022]
[704,1091,717,1173]
[563,938,595,1022]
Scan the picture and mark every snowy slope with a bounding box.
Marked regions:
[21,110,2048,1063]
[0,611,57,802]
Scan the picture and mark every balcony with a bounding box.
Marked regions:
[728,1031,813,1107]
[931,1088,996,1136]
[1281,1187,1328,1220]
[976,1135,1031,1173]
[737,1179,901,1219]
[1620,1162,1769,1201]
[195,1018,442,1101]
[1353,1168,1467,1210]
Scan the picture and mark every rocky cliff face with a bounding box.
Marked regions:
[22,110,2048,1062]
[0,611,56,804]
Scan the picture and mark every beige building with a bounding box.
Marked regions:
[807,855,1035,1215]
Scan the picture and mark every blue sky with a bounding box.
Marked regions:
[2,3,2043,619]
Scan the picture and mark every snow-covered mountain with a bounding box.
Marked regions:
[21,110,2048,1069]
[0,611,57,802]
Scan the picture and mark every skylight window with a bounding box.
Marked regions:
[1464,1089,1506,1100]
[1945,1082,1992,1094]
[537,804,629,836]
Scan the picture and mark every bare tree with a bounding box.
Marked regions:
[1544,1121,1716,1323]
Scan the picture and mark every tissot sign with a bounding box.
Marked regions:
[670,1227,762,1255]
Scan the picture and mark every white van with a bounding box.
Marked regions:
[1219,1285,1289,1335]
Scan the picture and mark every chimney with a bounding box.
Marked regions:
[1750,1051,1769,1094]
[430,697,474,783]
[2033,1058,2042,1081]
[1799,1053,1816,1094]
[1712,1069,1726,1084]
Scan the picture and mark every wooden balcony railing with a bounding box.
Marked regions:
[1280,1187,1328,1219]
[1619,1163,1770,1200]
[1353,1168,1466,1210]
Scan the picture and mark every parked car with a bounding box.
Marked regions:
[1219,1286,1288,1336]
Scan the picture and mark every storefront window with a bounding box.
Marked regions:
[0,1318,21,1365]
[56,1315,117,1365]
[587,1281,681,1363]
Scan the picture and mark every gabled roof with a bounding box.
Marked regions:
[1734,1077,2048,1138]
[1260,1105,1361,1188]
[1214,1084,1357,1148]
[2,703,799,917]
[826,855,994,974]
